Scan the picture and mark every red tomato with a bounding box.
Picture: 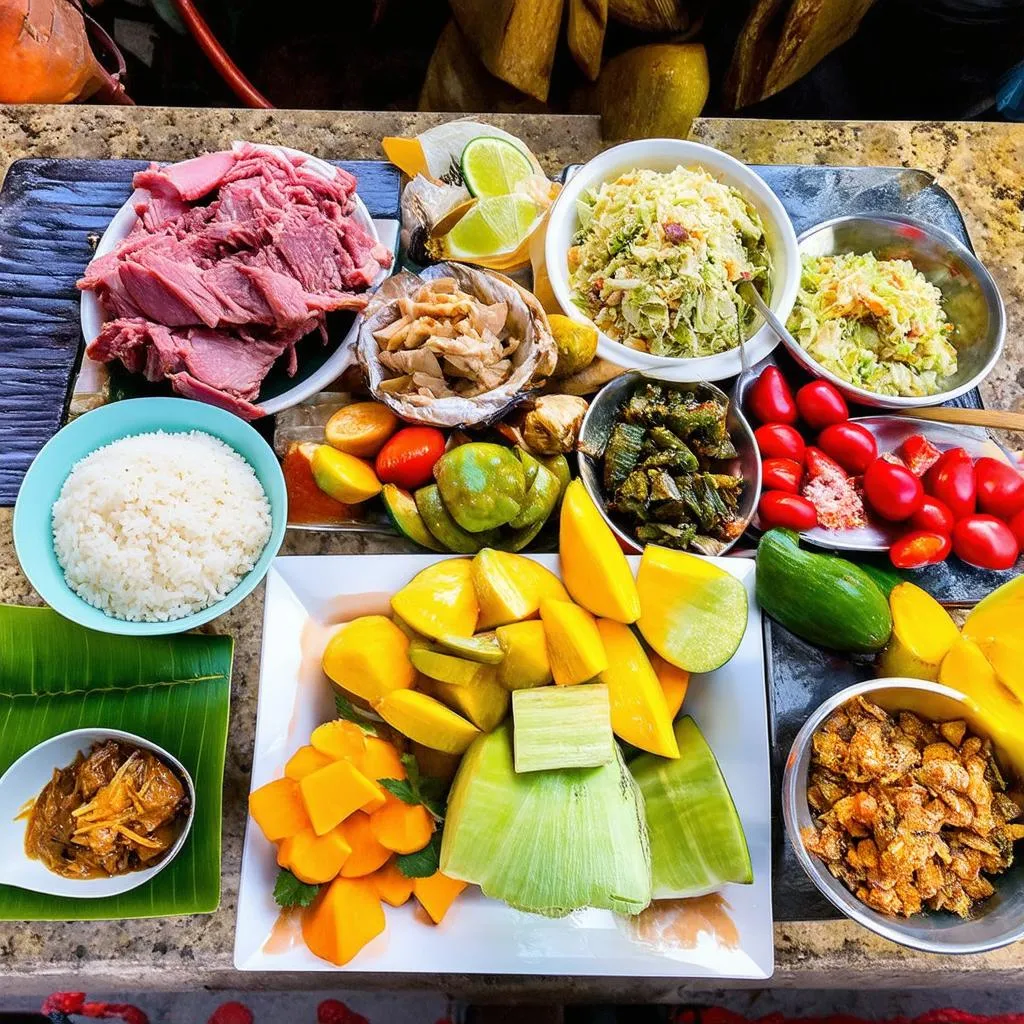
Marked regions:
[899,434,943,477]
[910,496,955,535]
[795,380,849,430]
[747,366,798,425]
[1008,508,1024,550]
[975,457,1024,520]
[375,426,446,490]
[758,491,818,531]
[952,514,1020,571]
[863,458,924,521]
[761,457,802,494]
[889,530,952,569]
[754,424,805,464]
[817,422,877,474]
[925,448,976,520]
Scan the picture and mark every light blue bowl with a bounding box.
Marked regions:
[13,398,287,636]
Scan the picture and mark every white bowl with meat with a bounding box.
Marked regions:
[79,143,392,420]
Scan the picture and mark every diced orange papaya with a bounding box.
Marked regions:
[370,859,415,907]
[302,876,385,966]
[284,745,333,781]
[299,760,384,836]
[277,825,352,885]
[249,777,310,842]
[370,796,435,854]
[413,872,468,924]
[310,720,368,766]
[338,811,393,877]
[362,736,406,782]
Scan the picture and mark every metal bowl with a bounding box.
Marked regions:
[786,214,1005,408]
[576,369,761,554]
[783,678,1024,955]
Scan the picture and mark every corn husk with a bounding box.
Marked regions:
[356,263,557,429]
[568,0,609,81]
[441,723,651,916]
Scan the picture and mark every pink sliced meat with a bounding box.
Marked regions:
[183,329,288,401]
[133,150,237,202]
[169,372,267,420]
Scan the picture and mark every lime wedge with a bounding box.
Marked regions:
[443,194,541,259]
[461,137,534,198]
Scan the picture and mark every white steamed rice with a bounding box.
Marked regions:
[52,430,273,622]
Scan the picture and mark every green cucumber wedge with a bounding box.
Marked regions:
[382,484,442,552]
[631,716,752,898]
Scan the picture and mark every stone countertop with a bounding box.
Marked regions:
[1,107,1023,998]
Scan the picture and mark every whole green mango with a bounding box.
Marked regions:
[435,443,526,533]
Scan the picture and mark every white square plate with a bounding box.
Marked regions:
[235,554,773,978]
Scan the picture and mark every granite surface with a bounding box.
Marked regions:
[1,107,1023,997]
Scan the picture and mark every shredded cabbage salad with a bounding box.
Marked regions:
[788,252,957,397]
[567,166,772,358]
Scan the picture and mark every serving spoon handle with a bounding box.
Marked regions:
[900,407,1024,432]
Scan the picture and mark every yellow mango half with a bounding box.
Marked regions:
[650,653,689,719]
[322,615,416,703]
[540,598,608,685]
[375,689,480,754]
[596,619,678,757]
[636,546,747,674]
[559,479,640,623]
[496,620,553,690]
[471,548,568,629]
[302,876,385,966]
[391,558,480,640]
[963,575,1024,649]
[878,583,960,682]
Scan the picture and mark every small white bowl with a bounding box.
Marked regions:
[545,139,800,382]
[80,143,388,417]
[0,729,195,898]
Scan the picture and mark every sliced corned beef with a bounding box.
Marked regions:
[183,329,287,400]
[133,150,237,202]
[169,371,266,420]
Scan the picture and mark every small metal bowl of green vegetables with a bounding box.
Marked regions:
[577,370,761,555]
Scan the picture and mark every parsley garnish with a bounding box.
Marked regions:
[273,868,321,908]
[334,693,379,735]
[395,831,442,878]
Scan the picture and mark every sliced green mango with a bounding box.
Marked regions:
[435,631,504,664]
[382,484,442,552]
[415,485,488,554]
[509,463,561,529]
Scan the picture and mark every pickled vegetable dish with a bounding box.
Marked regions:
[568,166,771,358]
[598,382,746,553]
[788,252,956,397]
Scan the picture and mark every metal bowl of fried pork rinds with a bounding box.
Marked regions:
[783,679,1024,955]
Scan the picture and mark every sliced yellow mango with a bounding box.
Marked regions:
[471,548,569,629]
[650,652,689,719]
[310,719,368,765]
[249,777,310,842]
[596,619,678,757]
[413,872,468,924]
[878,582,960,682]
[370,859,415,907]
[310,444,382,504]
[302,876,385,966]
[391,558,480,640]
[284,745,333,781]
[636,546,747,674]
[278,825,352,885]
[963,575,1024,648]
[362,736,406,782]
[409,643,499,688]
[338,811,393,877]
[559,479,640,623]
[430,674,511,732]
[496,620,553,690]
[322,615,416,704]
[988,639,1024,702]
[299,760,384,836]
[540,598,608,685]
[375,689,480,754]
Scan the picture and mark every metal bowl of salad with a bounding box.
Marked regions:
[545,139,800,382]
[784,215,1005,408]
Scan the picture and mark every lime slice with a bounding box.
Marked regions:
[461,137,534,199]
[443,194,541,259]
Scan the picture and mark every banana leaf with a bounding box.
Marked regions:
[0,605,232,920]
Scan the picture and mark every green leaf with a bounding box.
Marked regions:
[334,693,379,735]
[379,778,418,804]
[0,605,232,921]
[395,831,442,878]
[273,869,321,908]
[398,752,448,820]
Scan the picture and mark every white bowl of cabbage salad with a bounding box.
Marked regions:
[546,139,799,382]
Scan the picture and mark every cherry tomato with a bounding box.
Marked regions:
[758,491,818,531]
[747,366,798,425]
[899,434,942,477]
[1008,508,1024,550]
[889,530,952,569]
[795,380,849,430]
[910,496,955,536]
[762,457,802,494]
[974,456,1024,520]
[817,422,878,474]
[925,447,976,520]
[754,423,805,464]
[952,514,1020,571]
[375,426,446,490]
[863,458,924,521]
